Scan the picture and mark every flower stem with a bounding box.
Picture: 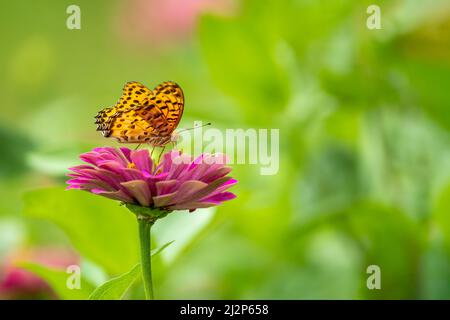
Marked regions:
[138,217,155,300]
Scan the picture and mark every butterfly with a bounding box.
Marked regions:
[95,81,184,147]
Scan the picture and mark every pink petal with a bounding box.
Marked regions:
[155,180,178,196]
[94,147,130,166]
[120,180,152,207]
[201,166,232,183]
[169,180,208,204]
[66,185,82,190]
[145,172,169,196]
[66,178,114,192]
[97,161,127,174]
[184,163,211,181]
[201,178,238,198]
[153,191,178,207]
[182,176,233,203]
[68,165,94,171]
[79,153,100,166]
[201,192,236,204]
[130,149,153,172]
[91,188,134,203]
[120,168,145,181]
[167,160,191,180]
[120,147,132,161]
[79,168,123,190]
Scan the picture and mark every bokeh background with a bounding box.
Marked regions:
[1,0,450,299]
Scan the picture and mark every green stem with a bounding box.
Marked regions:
[138,217,155,300]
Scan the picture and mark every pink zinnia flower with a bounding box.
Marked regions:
[67,147,236,299]
[66,147,237,212]
[0,247,79,299]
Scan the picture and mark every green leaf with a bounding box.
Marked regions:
[434,183,450,251]
[89,241,174,300]
[20,262,94,300]
[0,122,33,179]
[198,15,289,124]
[345,203,422,299]
[151,240,175,257]
[398,59,450,131]
[23,187,139,275]
[89,264,141,300]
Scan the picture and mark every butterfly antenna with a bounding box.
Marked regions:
[178,122,211,134]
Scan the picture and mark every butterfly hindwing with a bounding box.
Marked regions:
[107,105,167,143]
[95,81,152,131]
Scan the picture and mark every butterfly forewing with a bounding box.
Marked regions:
[107,106,166,143]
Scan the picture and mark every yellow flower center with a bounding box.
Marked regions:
[127,162,136,169]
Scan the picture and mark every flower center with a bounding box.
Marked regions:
[127,162,136,169]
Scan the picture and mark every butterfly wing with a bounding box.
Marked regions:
[95,81,152,132]
[106,105,168,143]
[96,81,184,145]
[150,81,184,136]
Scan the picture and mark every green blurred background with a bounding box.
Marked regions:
[0,0,450,299]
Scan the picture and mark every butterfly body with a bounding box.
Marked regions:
[95,81,184,146]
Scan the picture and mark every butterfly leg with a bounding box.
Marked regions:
[157,146,166,163]
[134,143,142,151]
[150,145,156,157]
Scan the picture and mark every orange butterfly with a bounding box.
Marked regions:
[95,81,184,147]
